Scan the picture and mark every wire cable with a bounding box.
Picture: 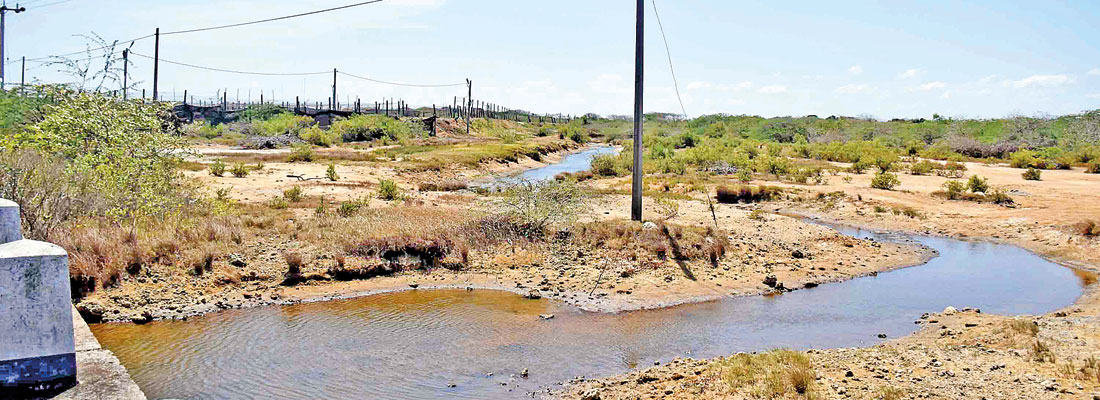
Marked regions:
[128,51,330,76]
[23,34,154,62]
[651,0,688,118]
[161,0,383,36]
[26,0,77,10]
[337,71,465,88]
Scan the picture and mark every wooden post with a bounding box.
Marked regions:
[152,28,160,101]
[332,68,337,111]
[183,90,188,105]
[121,50,128,100]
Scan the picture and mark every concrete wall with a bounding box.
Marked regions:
[0,198,77,395]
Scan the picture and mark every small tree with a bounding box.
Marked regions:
[870,171,900,190]
[326,164,339,181]
[1022,168,1042,181]
[497,179,586,237]
[967,175,989,193]
[942,180,966,200]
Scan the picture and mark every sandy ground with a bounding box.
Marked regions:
[556,160,1100,400]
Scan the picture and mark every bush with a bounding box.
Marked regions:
[987,187,1014,205]
[330,114,412,143]
[419,180,468,192]
[230,163,249,178]
[209,160,226,177]
[0,150,100,240]
[942,180,966,200]
[299,126,340,147]
[496,179,586,237]
[909,160,936,175]
[377,179,402,201]
[937,161,967,178]
[287,143,314,162]
[1087,161,1100,174]
[870,171,900,190]
[326,164,339,181]
[967,175,989,193]
[1022,168,1042,181]
[716,185,781,203]
[337,198,369,217]
[283,185,303,202]
[267,196,289,209]
[590,153,630,177]
[249,114,313,137]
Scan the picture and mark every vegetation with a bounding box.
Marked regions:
[715,185,781,203]
[1077,220,1100,237]
[495,179,587,237]
[967,175,989,193]
[870,171,900,190]
[377,179,402,201]
[1022,168,1042,181]
[230,163,250,178]
[326,164,339,181]
[418,180,469,192]
[209,160,226,177]
[716,349,817,398]
[283,185,303,203]
[287,143,314,162]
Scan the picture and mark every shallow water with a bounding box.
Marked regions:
[493,146,618,185]
[90,223,1094,399]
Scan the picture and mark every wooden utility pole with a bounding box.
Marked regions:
[0,2,26,89]
[152,28,160,101]
[631,0,645,221]
[466,79,472,135]
[332,68,337,111]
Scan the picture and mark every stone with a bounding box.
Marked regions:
[943,306,958,315]
[877,333,888,339]
[521,368,529,378]
[763,275,779,288]
[227,254,247,268]
[580,388,601,400]
[525,289,542,299]
[642,221,659,231]
[539,314,555,320]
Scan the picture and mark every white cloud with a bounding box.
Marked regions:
[1088,68,1100,76]
[848,65,864,75]
[898,69,921,79]
[1088,93,1100,99]
[1002,74,1073,89]
[918,81,946,91]
[834,84,870,94]
[977,74,1001,85]
[685,81,712,90]
[758,85,788,94]
[588,73,628,94]
[941,90,952,99]
[719,81,754,92]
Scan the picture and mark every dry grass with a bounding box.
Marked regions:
[716,185,782,204]
[1031,340,1056,363]
[1007,319,1039,336]
[572,220,729,266]
[418,180,469,192]
[716,349,818,399]
[874,386,907,400]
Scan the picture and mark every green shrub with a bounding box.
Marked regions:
[248,114,313,137]
[1022,168,1042,181]
[987,187,1014,205]
[591,153,630,177]
[209,160,226,177]
[331,114,412,143]
[942,180,966,200]
[287,143,314,162]
[377,179,402,201]
[299,126,340,147]
[283,185,303,202]
[326,164,339,182]
[967,175,989,193]
[937,161,967,178]
[716,185,781,203]
[337,198,369,217]
[230,163,249,178]
[1087,161,1100,174]
[1009,149,1048,169]
[267,196,289,209]
[870,171,900,190]
[909,160,936,175]
[496,179,587,237]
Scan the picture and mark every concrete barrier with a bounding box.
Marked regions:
[0,198,77,396]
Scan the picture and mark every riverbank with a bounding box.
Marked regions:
[555,160,1100,400]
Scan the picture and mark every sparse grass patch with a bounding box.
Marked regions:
[716,349,818,399]
[230,163,249,178]
[1007,319,1039,336]
[287,143,314,162]
[283,185,303,202]
[418,180,468,192]
[377,179,403,201]
[1031,340,1056,363]
[209,160,226,177]
[874,386,906,400]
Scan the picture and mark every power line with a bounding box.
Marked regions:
[161,0,384,36]
[128,51,329,76]
[337,71,464,88]
[26,0,78,10]
[23,34,153,62]
[651,0,688,118]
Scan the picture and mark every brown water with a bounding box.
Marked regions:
[90,224,1095,399]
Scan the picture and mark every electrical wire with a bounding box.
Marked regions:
[128,51,330,76]
[651,0,688,118]
[161,0,383,36]
[337,71,465,88]
[23,35,153,62]
[25,0,76,10]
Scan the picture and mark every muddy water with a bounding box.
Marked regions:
[490,146,617,186]
[90,224,1094,399]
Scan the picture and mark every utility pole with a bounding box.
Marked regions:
[332,68,337,111]
[0,2,26,89]
[152,28,160,101]
[466,79,472,135]
[631,0,645,222]
[19,55,23,92]
[121,49,128,100]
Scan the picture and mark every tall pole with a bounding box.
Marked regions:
[121,49,128,100]
[631,0,645,222]
[0,3,26,89]
[466,79,472,135]
[152,28,160,101]
[332,68,337,111]
[19,55,23,91]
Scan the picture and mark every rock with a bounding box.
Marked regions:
[132,310,154,324]
[580,388,601,400]
[791,249,806,259]
[877,333,888,339]
[409,284,419,289]
[525,289,542,299]
[447,383,456,388]
[539,314,555,320]
[642,221,659,231]
[845,370,854,377]
[521,368,529,378]
[943,306,958,315]
[763,275,779,288]
[228,253,247,267]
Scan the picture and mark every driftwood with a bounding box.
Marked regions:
[286,174,326,182]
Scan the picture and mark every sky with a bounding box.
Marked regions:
[3,0,1100,119]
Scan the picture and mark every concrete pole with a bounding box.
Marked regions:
[631,0,645,221]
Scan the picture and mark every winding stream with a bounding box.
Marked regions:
[89,156,1096,399]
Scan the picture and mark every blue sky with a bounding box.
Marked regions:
[4,0,1100,119]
